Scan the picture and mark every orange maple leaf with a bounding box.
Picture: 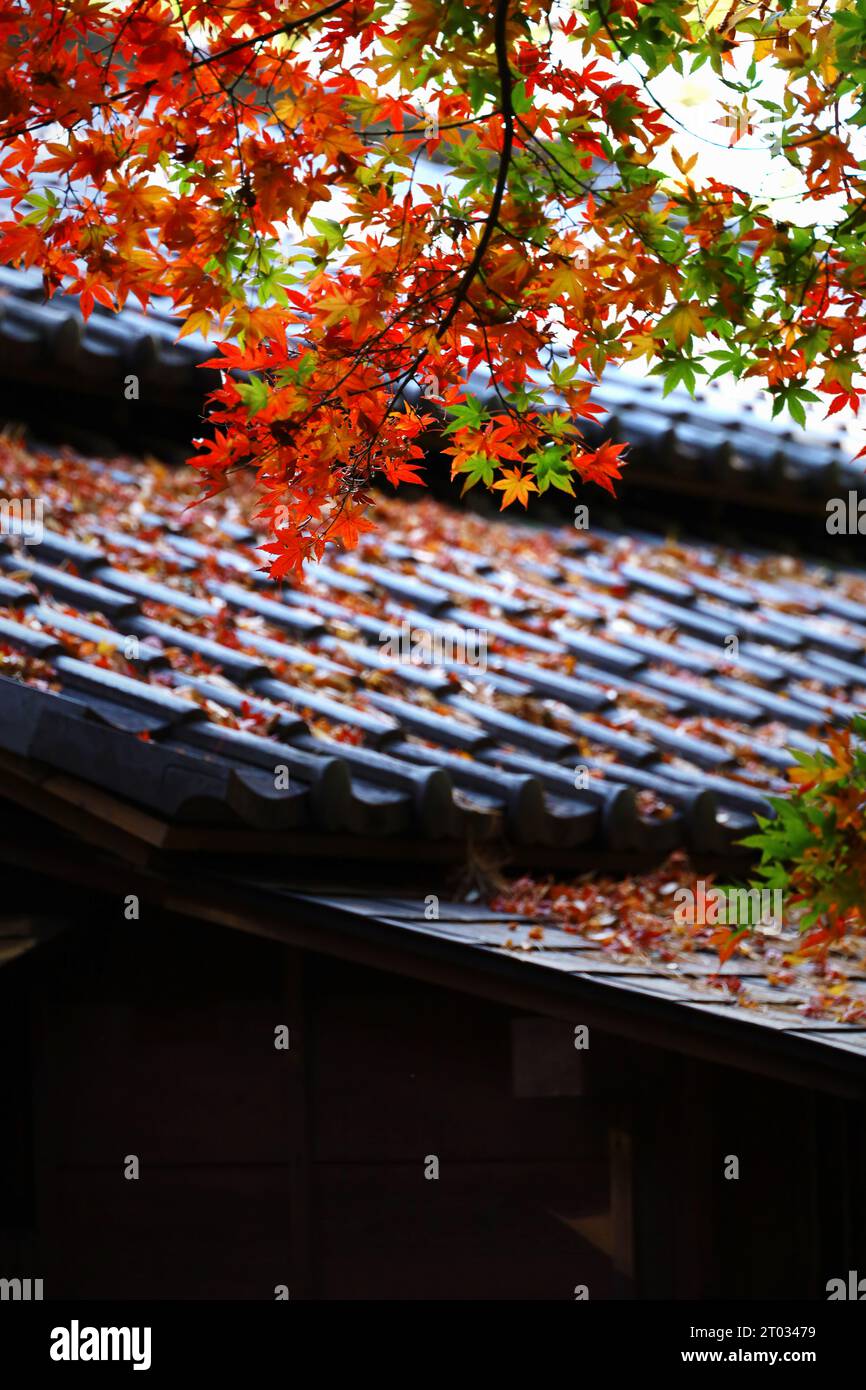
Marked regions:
[492,468,538,509]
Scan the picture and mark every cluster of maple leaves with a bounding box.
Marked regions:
[743,717,866,951]
[0,0,865,571]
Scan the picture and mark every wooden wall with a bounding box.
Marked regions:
[2,909,618,1299]
[2,900,862,1299]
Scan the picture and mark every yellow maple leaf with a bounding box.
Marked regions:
[546,261,585,305]
[177,309,213,339]
[622,330,658,362]
[492,468,538,509]
[656,300,709,349]
[317,294,362,330]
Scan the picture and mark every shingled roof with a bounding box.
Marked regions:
[3,438,866,1081]
[1,435,865,859]
[0,263,862,511]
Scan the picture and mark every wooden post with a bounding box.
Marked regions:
[283,944,314,1299]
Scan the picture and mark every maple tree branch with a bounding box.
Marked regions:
[377,113,500,137]
[370,0,517,431]
[473,311,522,420]
[188,0,351,71]
[434,0,514,343]
[5,0,862,576]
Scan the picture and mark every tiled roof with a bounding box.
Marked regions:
[0,264,862,506]
[279,887,866,1084]
[0,265,217,395]
[1,439,864,866]
[4,438,866,1076]
[11,831,865,1083]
